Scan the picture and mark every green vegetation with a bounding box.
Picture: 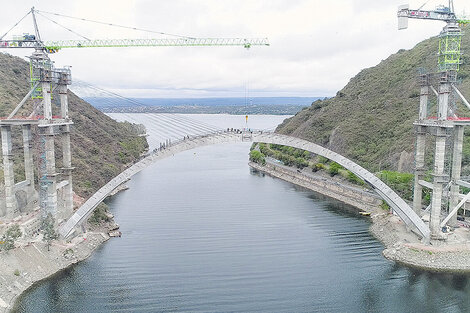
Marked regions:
[0,224,22,251]
[328,162,342,177]
[41,213,58,251]
[251,142,368,187]
[347,171,365,186]
[380,200,390,211]
[311,163,325,172]
[256,143,310,169]
[13,269,20,276]
[89,203,112,225]
[249,150,266,165]
[377,170,414,201]
[317,156,328,164]
[276,24,470,174]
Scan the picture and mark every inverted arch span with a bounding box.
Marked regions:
[59,132,430,241]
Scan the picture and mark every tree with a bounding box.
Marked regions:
[0,224,22,251]
[42,213,58,251]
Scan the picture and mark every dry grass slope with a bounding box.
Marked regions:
[0,52,148,198]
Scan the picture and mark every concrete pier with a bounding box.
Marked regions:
[44,126,57,218]
[59,78,73,220]
[22,125,35,197]
[42,82,52,120]
[430,128,447,236]
[1,126,17,217]
[59,84,69,119]
[419,83,428,120]
[60,125,73,220]
[449,125,464,227]
[413,126,426,215]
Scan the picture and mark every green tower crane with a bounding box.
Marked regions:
[0,7,269,228]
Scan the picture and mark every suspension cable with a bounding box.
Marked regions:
[36,9,196,39]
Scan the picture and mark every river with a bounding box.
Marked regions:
[13,114,470,313]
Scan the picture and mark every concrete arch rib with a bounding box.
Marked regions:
[59,131,430,241]
[254,133,430,241]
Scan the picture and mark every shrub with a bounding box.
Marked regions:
[1,224,22,251]
[328,162,342,177]
[89,203,112,225]
[42,214,58,251]
[347,171,365,186]
[377,170,414,201]
[311,163,325,172]
[380,201,390,211]
[318,156,329,164]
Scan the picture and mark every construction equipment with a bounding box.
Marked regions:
[0,7,269,231]
[0,8,269,53]
[398,0,468,71]
[397,1,470,238]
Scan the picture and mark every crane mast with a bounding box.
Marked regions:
[397,1,467,71]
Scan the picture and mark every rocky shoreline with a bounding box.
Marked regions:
[0,194,124,313]
[249,161,470,273]
[0,230,110,313]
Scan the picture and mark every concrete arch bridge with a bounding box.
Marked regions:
[59,131,431,241]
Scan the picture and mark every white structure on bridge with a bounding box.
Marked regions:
[59,131,431,241]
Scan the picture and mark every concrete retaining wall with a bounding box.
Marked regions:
[249,162,382,212]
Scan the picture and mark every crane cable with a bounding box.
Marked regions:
[417,0,432,11]
[0,11,31,40]
[35,9,196,39]
[35,11,91,41]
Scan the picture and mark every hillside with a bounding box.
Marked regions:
[277,24,470,173]
[0,52,148,198]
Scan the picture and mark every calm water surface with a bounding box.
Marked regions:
[13,115,470,313]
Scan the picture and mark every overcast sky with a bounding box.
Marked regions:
[1,0,469,98]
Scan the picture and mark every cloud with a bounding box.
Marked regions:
[1,0,469,97]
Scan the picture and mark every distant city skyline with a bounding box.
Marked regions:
[2,0,469,98]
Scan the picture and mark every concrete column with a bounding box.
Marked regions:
[438,82,450,121]
[59,84,69,119]
[45,126,57,218]
[1,126,17,217]
[449,125,464,227]
[42,82,52,120]
[61,125,73,219]
[22,125,35,193]
[413,127,426,214]
[419,85,428,120]
[430,129,447,236]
